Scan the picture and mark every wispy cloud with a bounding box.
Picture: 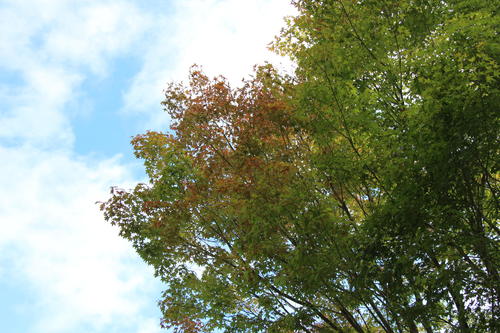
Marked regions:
[0,0,294,332]
[0,145,162,333]
[0,0,150,146]
[40,1,150,75]
[0,0,150,74]
[0,1,162,332]
[0,66,80,147]
[122,0,296,130]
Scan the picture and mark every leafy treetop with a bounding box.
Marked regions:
[102,0,499,331]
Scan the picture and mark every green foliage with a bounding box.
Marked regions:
[102,1,499,331]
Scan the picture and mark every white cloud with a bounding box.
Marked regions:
[0,66,79,148]
[0,0,150,147]
[0,145,161,333]
[0,0,149,73]
[122,0,296,130]
[41,1,151,75]
[0,0,164,332]
[0,0,298,332]
[136,317,164,333]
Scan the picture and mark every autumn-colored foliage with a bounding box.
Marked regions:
[102,0,499,331]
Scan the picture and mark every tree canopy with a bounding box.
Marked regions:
[101,0,499,331]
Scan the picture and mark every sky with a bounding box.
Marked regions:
[0,1,295,332]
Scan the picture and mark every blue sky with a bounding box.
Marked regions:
[0,1,294,332]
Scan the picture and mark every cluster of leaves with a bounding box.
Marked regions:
[101,0,499,331]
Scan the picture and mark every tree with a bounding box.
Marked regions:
[101,0,499,331]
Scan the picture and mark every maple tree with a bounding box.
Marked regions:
[102,0,499,331]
